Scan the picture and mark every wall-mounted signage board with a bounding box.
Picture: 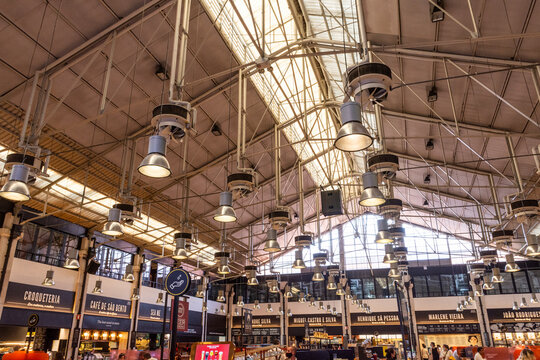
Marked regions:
[415,310,477,324]
[351,312,400,326]
[4,282,75,312]
[82,315,131,331]
[288,315,342,327]
[84,294,131,318]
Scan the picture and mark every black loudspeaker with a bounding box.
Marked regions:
[321,189,343,216]
[86,258,101,274]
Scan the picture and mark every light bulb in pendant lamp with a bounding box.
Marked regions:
[138,135,171,178]
[292,248,306,269]
[0,164,31,202]
[491,267,504,283]
[327,275,337,291]
[102,207,123,236]
[245,265,258,286]
[214,191,237,223]
[525,235,540,256]
[217,290,226,302]
[359,172,385,207]
[64,249,80,269]
[375,219,393,244]
[388,262,401,278]
[172,234,189,260]
[334,102,373,152]
[312,265,325,282]
[264,229,281,252]
[504,254,520,272]
[215,252,231,275]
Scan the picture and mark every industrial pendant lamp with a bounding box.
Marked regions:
[327,275,337,290]
[299,292,306,302]
[334,102,373,152]
[234,308,240,316]
[504,254,520,272]
[267,304,273,312]
[388,262,401,278]
[375,219,393,244]
[157,292,165,303]
[217,290,226,302]
[491,267,504,283]
[512,301,520,311]
[268,280,279,293]
[287,309,293,317]
[359,172,385,207]
[64,249,80,269]
[482,280,494,291]
[254,300,261,309]
[220,305,226,314]
[131,288,140,301]
[336,283,346,296]
[531,293,539,304]
[245,265,258,286]
[0,164,31,202]
[383,244,397,264]
[123,264,135,282]
[319,302,325,311]
[237,296,244,307]
[309,297,316,307]
[284,285,294,298]
[92,280,103,294]
[525,235,540,256]
[172,234,188,260]
[103,208,123,236]
[216,252,231,275]
[312,265,325,282]
[326,305,332,313]
[264,229,281,252]
[196,284,205,298]
[292,249,306,269]
[42,270,55,286]
[520,297,528,308]
[214,191,237,223]
[345,286,353,300]
[467,291,475,304]
[138,135,171,178]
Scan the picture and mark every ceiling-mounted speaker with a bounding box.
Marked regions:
[87,258,101,275]
[321,189,343,216]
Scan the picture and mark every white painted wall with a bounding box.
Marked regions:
[10,258,78,292]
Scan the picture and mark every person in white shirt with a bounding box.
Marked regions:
[441,345,452,360]
[474,347,484,360]
[421,344,429,360]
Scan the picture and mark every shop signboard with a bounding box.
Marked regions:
[417,323,481,334]
[139,302,170,322]
[85,294,131,317]
[4,282,75,312]
[242,308,253,335]
[415,310,478,324]
[82,315,132,331]
[351,312,400,325]
[171,299,189,332]
[232,315,280,328]
[288,314,342,327]
[487,308,540,323]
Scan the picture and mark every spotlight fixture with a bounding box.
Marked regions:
[427,86,438,102]
[279,306,284,315]
[292,249,306,269]
[211,124,222,136]
[92,280,103,294]
[334,102,373,152]
[359,172,385,207]
[425,138,435,151]
[423,174,431,184]
[102,208,124,236]
[326,305,332,313]
[423,199,429,206]
[383,244,397,264]
[531,293,539,304]
[196,284,205,298]
[312,265,325,282]
[213,191,237,223]
[287,309,292,317]
[215,252,231,275]
[467,291,475,304]
[345,286,353,301]
[155,64,169,81]
[352,295,358,305]
[268,279,279,293]
[42,270,55,286]
[131,288,140,301]
[234,308,240,316]
[254,300,261,309]
[237,296,244,307]
[456,304,463,312]
[267,304,273,312]
[327,275,337,291]
[430,0,445,22]
[217,290,226,302]
[220,305,226,314]
[512,301,520,311]
[474,287,483,297]
[156,292,164,303]
[525,235,540,256]
[332,307,338,316]
[388,262,401,278]
[309,297,316,307]
[504,254,520,272]
[0,164,31,202]
[264,229,281,252]
[299,292,306,303]
[319,302,325,311]
[172,233,189,260]
[520,297,528,308]
[138,135,171,178]
[122,265,135,282]
[482,281,494,291]
[63,249,80,269]
[375,219,393,244]
[284,285,294,298]
[491,267,504,283]
[245,265,258,286]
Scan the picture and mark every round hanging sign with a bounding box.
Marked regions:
[165,268,191,296]
[28,314,39,327]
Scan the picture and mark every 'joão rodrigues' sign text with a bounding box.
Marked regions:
[4,282,75,311]
[487,308,540,322]
[85,294,131,317]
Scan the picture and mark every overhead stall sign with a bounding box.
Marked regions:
[165,268,191,296]
[4,282,75,312]
[85,294,131,317]
[351,312,400,325]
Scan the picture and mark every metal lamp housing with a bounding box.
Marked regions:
[264,229,281,252]
[103,208,124,236]
[42,270,55,286]
[334,102,373,152]
[213,191,237,223]
[138,135,171,178]
[64,249,80,269]
[359,172,385,207]
[504,254,520,272]
[0,164,31,202]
